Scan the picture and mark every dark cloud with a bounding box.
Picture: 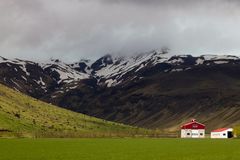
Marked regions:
[100,0,240,7]
[0,0,240,62]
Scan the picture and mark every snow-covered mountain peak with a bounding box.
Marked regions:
[1,52,240,90]
[92,50,171,86]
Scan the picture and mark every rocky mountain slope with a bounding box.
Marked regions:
[1,51,240,132]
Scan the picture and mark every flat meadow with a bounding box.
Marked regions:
[0,138,240,160]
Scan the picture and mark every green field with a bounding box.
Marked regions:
[0,138,239,160]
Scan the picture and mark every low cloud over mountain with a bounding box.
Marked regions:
[1,0,240,61]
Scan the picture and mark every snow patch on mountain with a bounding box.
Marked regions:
[201,55,239,61]
[214,61,229,64]
[41,59,90,83]
[94,51,168,79]
[196,58,204,65]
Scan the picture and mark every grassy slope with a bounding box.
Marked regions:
[0,84,148,137]
[1,139,240,160]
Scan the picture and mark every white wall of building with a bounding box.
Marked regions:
[181,129,205,138]
[211,128,233,139]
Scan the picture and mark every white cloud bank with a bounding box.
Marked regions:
[1,0,240,61]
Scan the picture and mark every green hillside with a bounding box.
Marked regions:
[0,84,149,138]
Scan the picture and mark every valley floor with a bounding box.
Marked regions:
[0,138,239,160]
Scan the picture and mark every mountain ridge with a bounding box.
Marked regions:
[2,51,240,90]
[1,52,240,132]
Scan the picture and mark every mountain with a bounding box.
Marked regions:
[0,83,148,138]
[1,51,240,132]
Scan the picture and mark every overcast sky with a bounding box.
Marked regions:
[1,0,240,62]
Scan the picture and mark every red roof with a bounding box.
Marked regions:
[211,128,229,132]
[181,119,205,129]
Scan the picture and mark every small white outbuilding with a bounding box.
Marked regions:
[211,128,234,139]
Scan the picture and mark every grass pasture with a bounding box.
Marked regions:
[0,84,151,138]
[0,138,240,160]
